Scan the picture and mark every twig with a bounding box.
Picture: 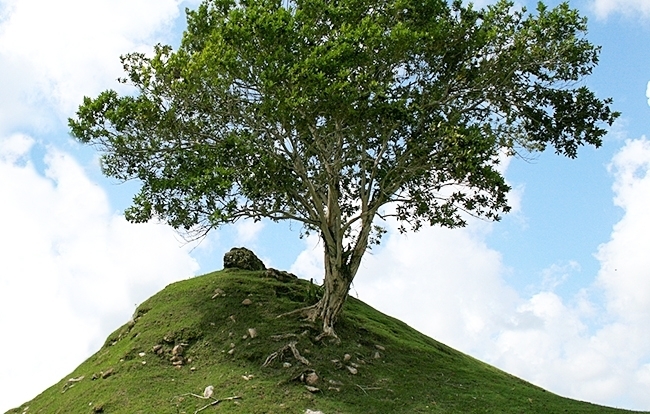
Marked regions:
[195,396,241,413]
[356,384,382,395]
[171,392,241,413]
[270,333,300,341]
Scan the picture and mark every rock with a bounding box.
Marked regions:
[172,345,184,356]
[101,368,114,379]
[264,268,298,282]
[283,362,292,368]
[305,371,319,386]
[248,328,258,338]
[374,351,381,359]
[211,288,226,299]
[305,410,324,414]
[343,353,351,362]
[152,344,163,354]
[346,365,358,375]
[223,247,266,271]
[242,298,253,306]
[375,344,386,351]
[305,385,320,393]
[203,385,214,399]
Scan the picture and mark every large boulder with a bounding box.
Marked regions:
[223,247,266,271]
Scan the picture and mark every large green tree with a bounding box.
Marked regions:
[70,0,617,337]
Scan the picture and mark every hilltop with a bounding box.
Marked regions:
[7,267,645,413]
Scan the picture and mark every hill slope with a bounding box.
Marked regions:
[7,269,645,413]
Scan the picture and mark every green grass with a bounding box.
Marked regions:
[7,269,645,414]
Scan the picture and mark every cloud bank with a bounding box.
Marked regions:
[0,134,200,411]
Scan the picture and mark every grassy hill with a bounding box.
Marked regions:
[7,269,645,414]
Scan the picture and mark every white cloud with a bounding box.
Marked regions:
[289,234,325,282]
[0,137,199,412]
[0,0,196,132]
[597,138,650,321]
[592,0,650,18]
[234,219,265,246]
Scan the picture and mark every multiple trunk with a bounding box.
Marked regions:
[308,181,376,337]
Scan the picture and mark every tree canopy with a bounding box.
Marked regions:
[70,0,618,337]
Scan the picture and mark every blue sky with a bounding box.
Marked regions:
[2,0,650,411]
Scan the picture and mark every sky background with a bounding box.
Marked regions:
[1,0,650,411]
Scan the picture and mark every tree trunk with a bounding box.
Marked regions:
[312,253,353,338]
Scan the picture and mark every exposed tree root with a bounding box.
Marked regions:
[275,304,318,319]
[262,341,310,367]
[276,304,341,342]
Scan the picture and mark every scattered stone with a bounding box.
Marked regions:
[375,344,386,351]
[141,361,147,365]
[374,351,381,359]
[242,298,253,306]
[242,374,254,381]
[190,367,196,372]
[350,362,359,368]
[171,355,184,366]
[228,348,235,355]
[304,410,324,414]
[248,328,258,338]
[283,362,292,368]
[343,353,351,362]
[138,352,146,357]
[305,386,320,393]
[172,344,184,356]
[264,268,298,282]
[101,368,114,379]
[211,288,226,299]
[329,379,343,386]
[305,372,319,386]
[229,315,237,323]
[68,375,84,383]
[242,334,249,339]
[152,344,163,354]
[223,247,266,271]
[203,385,214,399]
[346,366,358,375]
[92,405,104,413]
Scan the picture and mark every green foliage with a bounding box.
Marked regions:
[69,0,617,237]
[8,270,643,413]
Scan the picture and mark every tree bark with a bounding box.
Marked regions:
[311,250,354,338]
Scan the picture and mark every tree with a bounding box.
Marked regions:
[69,0,618,338]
